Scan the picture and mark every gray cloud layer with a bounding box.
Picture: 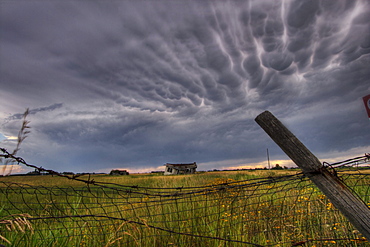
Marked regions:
[1,0,369,173]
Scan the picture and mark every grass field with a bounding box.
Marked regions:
[0,169,368,247]
[0,169,296,187]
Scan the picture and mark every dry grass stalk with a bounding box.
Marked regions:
[0,213,33,244]
[1,108,31,176]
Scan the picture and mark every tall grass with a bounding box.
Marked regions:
[0,170,368,246]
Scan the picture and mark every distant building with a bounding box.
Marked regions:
[109,169,129,175]
[164,162,197,175]
[27,169,50,175]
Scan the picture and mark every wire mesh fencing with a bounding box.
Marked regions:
[0,153,369,246]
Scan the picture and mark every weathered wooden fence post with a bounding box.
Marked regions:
[255,111,370,241]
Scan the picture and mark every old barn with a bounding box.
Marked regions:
[109,169,129,175]
[164,162,197,175]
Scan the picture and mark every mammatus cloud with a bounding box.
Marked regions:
[0,0,369,173]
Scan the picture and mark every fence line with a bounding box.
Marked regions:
[0,150,369,246]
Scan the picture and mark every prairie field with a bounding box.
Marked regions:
[0,169,368,247]
[0,169,296,187]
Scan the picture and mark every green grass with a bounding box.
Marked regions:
[0,170,368,246]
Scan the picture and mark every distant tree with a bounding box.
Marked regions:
[27,169,41,175]
[62,172,74,175]
[272,164,283,170]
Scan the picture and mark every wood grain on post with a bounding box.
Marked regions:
[255,111,370,241]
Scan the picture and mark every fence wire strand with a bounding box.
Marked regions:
[0,150,369,246]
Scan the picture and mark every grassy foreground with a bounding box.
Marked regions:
[0,169,368,247]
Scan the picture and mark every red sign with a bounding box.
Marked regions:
[363,94,370,119]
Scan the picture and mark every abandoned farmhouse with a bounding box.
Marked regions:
[164,162,197,175]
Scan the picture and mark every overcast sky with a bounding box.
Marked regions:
[1,0,369,174]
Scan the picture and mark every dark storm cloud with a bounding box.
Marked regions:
[1,0,369,173]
